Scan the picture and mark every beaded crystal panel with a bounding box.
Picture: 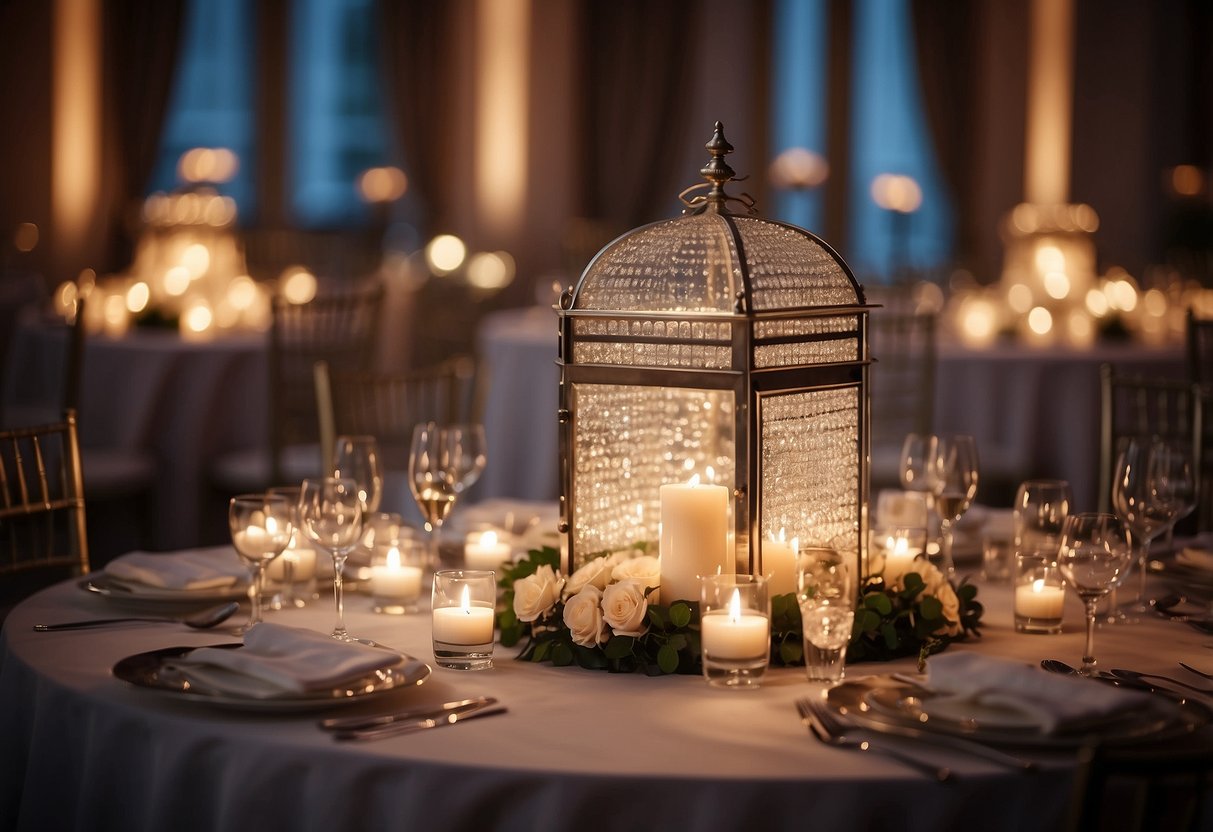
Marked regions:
[570,382,735,568]
[571,317,733,369]
[734,217,859,310]
[760,386,859,553]
[575,214,740,313]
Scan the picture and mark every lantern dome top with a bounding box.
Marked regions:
[568,122,865,316]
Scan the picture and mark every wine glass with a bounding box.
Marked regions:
[443,423,487,497]
[1056,512,1133,676]
[1013,479,1072,561]
[1111,438,1188,616]
[408,423,485,568]
[899,433,939,555]
[298,477,365,641]
[333,435,383,514]
[228,493,294,633]
[265,485,307,610]
[927,435,979,579]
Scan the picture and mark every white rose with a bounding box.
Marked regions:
[601,579,650,637]
[610,555,661,604]
[565,557,612,597]
[908,561,962,637]
[512,564,565,623]
[563,585,608,647]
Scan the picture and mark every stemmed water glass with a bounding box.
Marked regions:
[1111,438,1190,617]
[298,477,365,641]
[333,435,383,514]
[1056,512,1133,676]
[927,435,979,579]
[265,485,306,610]
[1013,479,1072,560]
[408,423,487,568]
[228,493,294,633]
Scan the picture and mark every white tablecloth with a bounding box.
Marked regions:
[3,566,1209,831]
[473,306,1187,511]
[3,320,267,549]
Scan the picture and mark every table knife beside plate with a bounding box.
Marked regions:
[331,701,508,741]
[319,696,495,732]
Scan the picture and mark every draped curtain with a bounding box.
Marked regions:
[577,0,697,231]
[909,0,979,271]
[376,0,457,236]
[101,0,186,273]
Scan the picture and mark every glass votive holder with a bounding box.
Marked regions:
[431,569,496,670]
[265,536,318,610]
[869,527,927,580]
[1014,553,1065,634]
[800,602,855,684]
[700,574,770,689]
[981,530,1015,584]
[370,538,425,614]
[464,529,513,571]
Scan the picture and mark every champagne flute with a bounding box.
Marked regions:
[298,477,364,641]
[927,435,979,579]
[1056,513,1133,676]
[899,433,939,554]
[1111,438,1186,617]
[229,493,294,633]
[409,422,458,569]
[334,435,383,514]
[443,423,487,497]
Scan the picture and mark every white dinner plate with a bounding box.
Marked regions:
[112,644,432,712]
[828,675,1210,749]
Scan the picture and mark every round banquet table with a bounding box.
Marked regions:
[3,569,1211,832]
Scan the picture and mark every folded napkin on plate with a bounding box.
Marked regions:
[926,652,1150,734]
[169,623,404,698]
[105,548,249,591]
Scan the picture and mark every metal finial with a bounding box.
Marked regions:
[680,121,756,215]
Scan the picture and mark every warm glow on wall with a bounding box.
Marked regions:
[1025,0,1074,204]
[475,0,530,238]
[53,0,101,262]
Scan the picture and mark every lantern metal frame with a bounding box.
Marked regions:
[556,123,874,586]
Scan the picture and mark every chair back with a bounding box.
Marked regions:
[0,409,89,591]
[868,311,937,489]
[315,356,480,471]
[1186,309,1213,387]
[269,284,383,484]
[1097,364,1204,524]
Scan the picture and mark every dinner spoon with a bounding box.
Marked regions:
[1038,660,1159,693]
[33,601,240,632]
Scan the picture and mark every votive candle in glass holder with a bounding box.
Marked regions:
[371,538,425,614]
[464,529,513,571]
[870,526,927,578]
[432,569,496,670]
[700,574,770,689]
[1014,553,1065,634]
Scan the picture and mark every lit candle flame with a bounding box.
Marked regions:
[460,584,471,612]
[688,473,701,487]
[727,588,742,623]
[387,545,401,570]
[1032,578,1046,593]
[480,530,498,547]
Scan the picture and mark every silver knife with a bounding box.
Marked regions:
[333,701,507,741]
[319,696,494,732]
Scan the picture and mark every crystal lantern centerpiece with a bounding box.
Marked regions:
[556,123,872,596]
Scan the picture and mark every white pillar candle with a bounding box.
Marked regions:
[1015,580,1065,619]
[371,546,422,601]
[763,531,798,597]
[660,474,730,603]
[701,590,769,660]
[266,544,316,581]
[432,585,495,644]
[465,530,512,571]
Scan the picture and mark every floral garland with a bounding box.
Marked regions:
[495,546,982,675]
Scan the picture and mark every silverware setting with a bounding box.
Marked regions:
[795,696,953,782]
[321,697,505,741]
[1179,662,1213,681]
[1108,668,1213,696]
[33,601,240,631]
[1040,659,1195,700]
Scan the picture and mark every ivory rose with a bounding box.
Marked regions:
[916,562,962,636]
[565,556,612,597]
[512,564,565,623]
[601,579,649,637]
[563,585,608,647]
[610,555,661,604]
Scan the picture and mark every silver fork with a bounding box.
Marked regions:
[796,697,953,782]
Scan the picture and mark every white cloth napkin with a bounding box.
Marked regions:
[105,548,249,591]
[1178,545,1213,572]
[170,623,405,698]
[925,652,1150,734]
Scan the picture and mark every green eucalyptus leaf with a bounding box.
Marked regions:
[779,639,803,665]
[604,635,635,660]
[920,595,943,620]
[864,593,893,616]
[854,608,881,633]
[669,602,692,629]
[551,641,574,667]
[656,643,680,674]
